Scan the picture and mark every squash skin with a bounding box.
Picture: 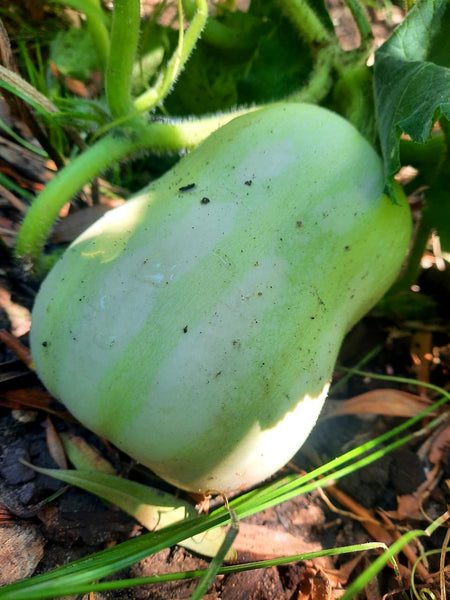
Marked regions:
[30,103,412,494]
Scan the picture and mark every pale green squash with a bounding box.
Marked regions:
[30,103,411,494]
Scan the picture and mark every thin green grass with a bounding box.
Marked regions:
[0,375,447,600]
[0,171,35,203]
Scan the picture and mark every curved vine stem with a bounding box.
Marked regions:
[279,0,332,47]
[288,45,336,104]
[133,0,208,114]
[344,0,373,60]
[106,0,141,118]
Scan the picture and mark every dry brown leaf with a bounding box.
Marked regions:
[0,163,46,193]
[0,389,77,421]
[428,421,450,466]
[0,504,15,525]
[328,485,430,581]
[234,522,324,560]
[298,564,332,600]
[0,290,31,338]
[410,331,432,394]
[45,416,68,470]
[395,493,423,521]
[63,75,92,98]
[384,462,440,521]
[60,432,116,474]
[0,183,27,213]
[323,389,434,419]
[378,512,431,581]
[0,328,32,364]
[326,485,394,547]
[330,553,366,586]
[0,217,19,248]
[360,554,382,600]
[63,73,103,99]
[0,522,44,585]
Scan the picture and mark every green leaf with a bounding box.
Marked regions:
[374,0,450,180]
[50,26,100,80]
[423,172,450,252]
[23,461,235,560]
[59,432,117,474]
[165,1,313,115]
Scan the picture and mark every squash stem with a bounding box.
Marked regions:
[344,0,373,59]
[133,0,208,114]
[288,46,336,104]
[279,0,332,47]
[106,0,140,118]
[332,65,376,142]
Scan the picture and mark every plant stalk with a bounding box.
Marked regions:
[278,0,331,47]
[288,45,336,104]
[134,0,208,113]
[344,0,373,58]
[106,0,141,118]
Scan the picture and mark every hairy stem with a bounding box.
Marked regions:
[278,0,332,47]
[106,0,141,118]
[182,0,252,52]
[134,0,208,113]
[288,46,336,104]
[344,0,373,59]
[332,65,376,141]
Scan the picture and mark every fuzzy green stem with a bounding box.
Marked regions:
[134,0,208,113]
[182,0,252,52]
[134,0,185,113]
[278,0,332,47]
[16,131,140,269]
[84,14,109,72]
[288,46,336,104]
[106,0,140,118]
[15,109,253,273]
[54,0,109,72]
[196,17,253,52]
[332,65,376,142]
[344,0,373,57]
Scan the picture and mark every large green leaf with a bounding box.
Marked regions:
[374,0,450,180]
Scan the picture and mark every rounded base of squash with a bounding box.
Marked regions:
[137,384,329,495]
